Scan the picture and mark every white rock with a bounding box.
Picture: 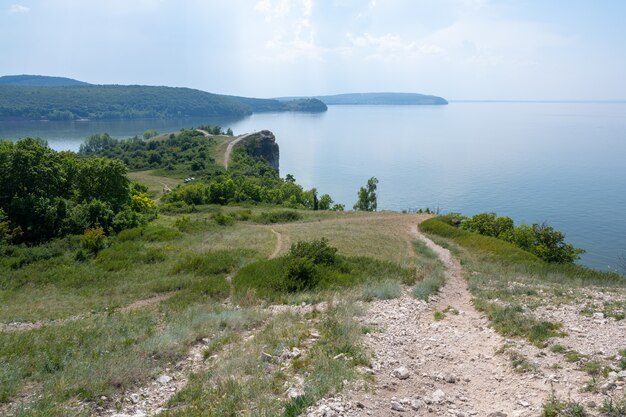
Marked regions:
[431,389,446,404]
[392,366,410,380]
[157,375,172,384]
[390,401,407,412]
[286,387,304,399]
[411,399,426,410]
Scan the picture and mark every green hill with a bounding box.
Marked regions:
[0,83,327,121]
[0,74,90,86]
[278,92,448,105]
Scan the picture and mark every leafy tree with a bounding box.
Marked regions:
[353,177,378,211]
[451,211,584,264]
[0,138,155,243]
[318,194,333,210]
[143,129,158,140]
[226,128,234,136]
[462,212,514,238]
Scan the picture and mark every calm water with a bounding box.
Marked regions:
[2,103,625,271]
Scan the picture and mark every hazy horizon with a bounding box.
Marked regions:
[2,1,626,101]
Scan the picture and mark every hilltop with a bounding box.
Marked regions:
[0,74,90,86]
[0,75,327,121]
[278,92,448,105]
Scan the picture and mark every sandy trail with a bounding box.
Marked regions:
[224,133,254,169]
[269,229,284,259]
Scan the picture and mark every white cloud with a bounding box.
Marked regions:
[346,32,445,61]
[9,4,30,13]
[254,0,323,62]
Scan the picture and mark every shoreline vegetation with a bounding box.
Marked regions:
[0,75,449,122]
[0,75,328,122]
[0,123,624,416]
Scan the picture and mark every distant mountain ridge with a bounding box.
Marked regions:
[277,92,448,105]
[0,74,91,86]
[0,75,327,120]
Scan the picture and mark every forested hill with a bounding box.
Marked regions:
[278,92,448,105]
[0,77,327,121]
[0,74,90,86]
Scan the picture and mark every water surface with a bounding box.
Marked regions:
[2,103,625,271]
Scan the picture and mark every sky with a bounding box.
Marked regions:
[1,0,626,100]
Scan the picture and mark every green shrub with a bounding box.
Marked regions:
[284,256,319,292]
[253,210,302,224]
[601,396,626,416]
[473,300,563,347]
[80,227,108,254]
[542,391,587,417]
[233,255,413,301]
[213,212,235,226]
[288,238,337,266]
[172,249,255,276]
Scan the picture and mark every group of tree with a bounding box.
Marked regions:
[80,128,342,211]
[0,138,156,244]
[0,84,327,121]
[353,177,378,211]
[448,212,584,264]
[79,129,220,176]
[162,148,344,211]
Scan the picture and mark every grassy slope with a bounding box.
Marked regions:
[419,217,625,346]
[0,204,436,416]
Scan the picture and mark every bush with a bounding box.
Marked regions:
[233,253,413,300]
[80,227,107,254]
[213,212,235,226]
[172,250,255,276]
[462,212,514,238]
[287,238,337,266]
[284,256,319,292]
[446,212,584,264]
[253,210,302,224]
[542,391,588,417]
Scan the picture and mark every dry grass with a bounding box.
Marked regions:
[128,170,181,199]
[272,212,427,265]
[211,135,238,166]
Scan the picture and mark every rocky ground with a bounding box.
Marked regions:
[305,230,625,417]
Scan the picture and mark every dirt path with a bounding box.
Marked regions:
[0,293,175,333]
[306,224,605,417]
[269,229,284,259]
[224,133,255,169]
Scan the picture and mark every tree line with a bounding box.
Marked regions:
[0,139,156,244]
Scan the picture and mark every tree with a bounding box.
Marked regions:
[318,194,333,210]
[353,177,378,211]
[226,128,234,136]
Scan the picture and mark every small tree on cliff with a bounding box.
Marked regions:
[353,177,378,211]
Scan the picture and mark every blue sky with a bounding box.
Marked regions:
[1,0,625,99]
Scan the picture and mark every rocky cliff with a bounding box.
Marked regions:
[237,130,280,173]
